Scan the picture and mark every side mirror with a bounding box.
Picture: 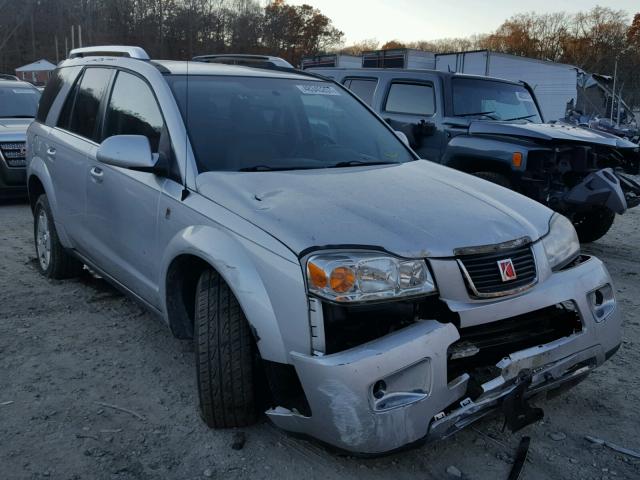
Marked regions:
[395,130,410,146]
[97,135,156,170]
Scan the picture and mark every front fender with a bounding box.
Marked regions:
[160,225,310,364]
[443,135,533,172]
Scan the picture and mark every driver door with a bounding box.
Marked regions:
[382,79,444,162]
[84,70,168,305]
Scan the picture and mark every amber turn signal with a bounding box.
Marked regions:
[329,266,356,293]
[512,152,523,168]
[307,261,327,289]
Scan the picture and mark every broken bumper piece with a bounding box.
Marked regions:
[267,256,621,455]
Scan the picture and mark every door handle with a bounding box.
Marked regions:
[90,166,104,183]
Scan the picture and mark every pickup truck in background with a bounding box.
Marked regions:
[309,68,640,242]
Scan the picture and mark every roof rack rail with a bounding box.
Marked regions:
[69,46,150,60]
[193,54,293,69]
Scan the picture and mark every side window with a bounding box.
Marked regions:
[37,66,82,124]
[36,70,63,123]
[58,68,112,141]
[384,82,435,116]
[103,71,164,152]
[343,77,377,106]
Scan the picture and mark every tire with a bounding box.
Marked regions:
[473,171,512,188]
[33,194,83,279]
[572,207,615,243]
[194,268,257,428]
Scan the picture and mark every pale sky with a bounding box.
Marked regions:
[286,0,638,44]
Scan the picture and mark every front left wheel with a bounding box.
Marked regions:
[194,268,257,428]
[572,207,616,243]
[33,194,83,279]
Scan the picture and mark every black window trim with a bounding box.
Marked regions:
[382,79,437,117]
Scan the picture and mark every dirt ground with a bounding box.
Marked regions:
[0,199,639,480]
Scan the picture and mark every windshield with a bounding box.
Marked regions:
[0,86,40,118]
[452,78,542,123]
[167,75,414,172]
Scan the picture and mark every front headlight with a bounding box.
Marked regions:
[542,214,580,270]
[306,252,436,303]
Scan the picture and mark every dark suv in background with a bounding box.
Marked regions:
[310,68,640,242]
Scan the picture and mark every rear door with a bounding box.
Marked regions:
[84,69,169,304]
[380,77,445,162]
[47,67,113,248]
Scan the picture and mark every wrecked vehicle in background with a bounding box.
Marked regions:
[562,113,640,145]
[27,46,621,454]
[310,67,640,243]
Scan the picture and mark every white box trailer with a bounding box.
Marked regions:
[362,49,435,70]
[301,54,361,70]
[435,50,577,121]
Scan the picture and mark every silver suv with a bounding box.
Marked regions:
[27,46,621,454]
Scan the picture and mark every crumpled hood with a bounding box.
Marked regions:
[196,161,553,258]
[469,120,638,149]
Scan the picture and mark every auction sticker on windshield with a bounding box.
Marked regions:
[296,84,340,95]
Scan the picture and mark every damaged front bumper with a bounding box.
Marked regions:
[267,256,621,454]
[564,167,640,213]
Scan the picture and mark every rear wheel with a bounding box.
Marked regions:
[473,171,512,188]
[572,207,615,243]
[194,268,257,428]
[33,195,83,279]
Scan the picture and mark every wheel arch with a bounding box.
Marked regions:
[27,156,56,212]
[161,225,298,364]
[27,157,74,248]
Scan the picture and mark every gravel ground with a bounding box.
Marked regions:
[0,199,639,480]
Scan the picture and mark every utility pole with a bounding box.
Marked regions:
[55,36,59,63]
[65,37,68,58]
[71,25,75,51]
[610,58,617,121]
[30,9,36,60]
[78,25,82,48]
[616,83,624,127]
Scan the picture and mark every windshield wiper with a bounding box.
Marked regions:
[238,165,316,172]
[2,115,34,118]
[331,160,399,168]
[454,111,497,119]
[503,114,537,122]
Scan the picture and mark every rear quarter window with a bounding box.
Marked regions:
[36,67,82,124]
[343,77,377,106]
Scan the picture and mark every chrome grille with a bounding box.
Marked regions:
[457,243,537,297]
[0,142,27,167]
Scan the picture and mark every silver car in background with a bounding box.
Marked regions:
[0,79,40,198]
[26,46,621,454]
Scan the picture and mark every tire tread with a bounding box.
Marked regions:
[195,269,256,428]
